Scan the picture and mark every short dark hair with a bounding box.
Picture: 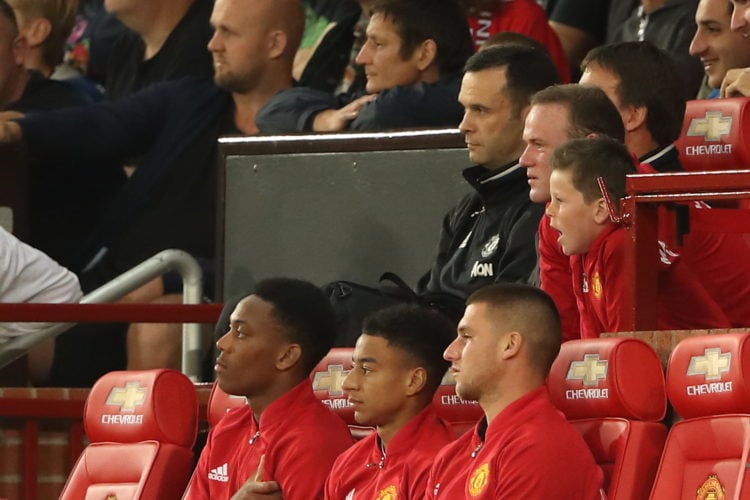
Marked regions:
[481,31,547,53]
[581,41,685,146]
[0,0,17,32]
[253,277,337,374]
[550,136,636,203]
[465,45,560,117]
[362,304,453,394]
[531,84,625,142]
[370,0,473,75]
[467,283,561,374]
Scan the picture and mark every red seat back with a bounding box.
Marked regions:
[310,347,373,439]
[431,369,483,437]
[676,98,750,172]
[548,338,667,500]
[650,332,750,499]
[60,369,198,500]
[206,382,248,428]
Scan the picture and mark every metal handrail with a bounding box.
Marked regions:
[0,249,207,381]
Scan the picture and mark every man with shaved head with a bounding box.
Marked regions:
[425,283,603,498]
[0,0,305,386]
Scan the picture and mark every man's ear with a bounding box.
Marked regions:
[276,343,302,371]
[499,331,523,360]
[621,104,647,133]
[404,366,428,396]
[23,17,51,48]
[415,38,437,72]
[593,197,611,224]
[267,30,288,60]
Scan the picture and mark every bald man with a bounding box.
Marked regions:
[425,283,603,498]
[0,0,306,386]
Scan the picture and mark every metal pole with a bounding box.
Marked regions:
[0,249,205,381]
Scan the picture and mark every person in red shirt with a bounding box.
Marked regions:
[519,84,625,341]
[183,278,354,499]
[546,136,730,337]
[425,283,604,499]
[579,41,750,329]
[323,304,456,499]
[463,0,570,82]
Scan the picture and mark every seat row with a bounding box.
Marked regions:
[57,332,750,499]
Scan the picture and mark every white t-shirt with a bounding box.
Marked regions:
[0,227,83,340]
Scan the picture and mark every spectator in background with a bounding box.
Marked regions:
[0,225,82,384]
[462,0,570,82]
[256,0,473,132]
[540,0,611,79]
[184,278,353,499]
[519,84,625,342]
[547,137,731,336]
[7,0,78,78]
[0,0,124,275]
[103,0,214,99]
[608,0,704,99]
[58,0,126,99]
[690,0,750,98]
[425,283,604,498]
[580,41,686,170]
[719,0,750,96]
[294,0,362,93]
[417,45,558,300]
[0,0,305,385]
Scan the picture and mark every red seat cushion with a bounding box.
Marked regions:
[60,369,198,500]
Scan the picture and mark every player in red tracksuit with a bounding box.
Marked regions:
[547,137,730,338]
[425,387,602,499]
[183,278,353,499]
[425,283,603,499]
[324,304,456,500]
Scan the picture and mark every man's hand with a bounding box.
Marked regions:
[231,455,283,500]
[721,67,750,98]
[0,115,23,145]
[312,94,378,132]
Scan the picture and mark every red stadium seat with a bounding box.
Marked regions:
[650,332,750,499]
[310,347,373,439]
[548,338,667,500]
[676,98,750,172]
[431,369,483,438]
[206,382,248,428]
[59,369,198,500]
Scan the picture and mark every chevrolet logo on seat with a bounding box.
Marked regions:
[687,347,731,381]
[566,354,608,386]
[687,111,732,141]
[105,382,147,412]
[312,364,349,396]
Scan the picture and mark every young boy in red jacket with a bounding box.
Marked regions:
[546,136,730,337]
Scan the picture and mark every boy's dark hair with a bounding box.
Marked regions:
[254,277,337,374]
[467,283,561,374]
[464,44,560,118]
[550,136,636,203]
[581,41,686,146]
[531,84,625,142]
[370,0,473,75]
[362,303,454,394]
